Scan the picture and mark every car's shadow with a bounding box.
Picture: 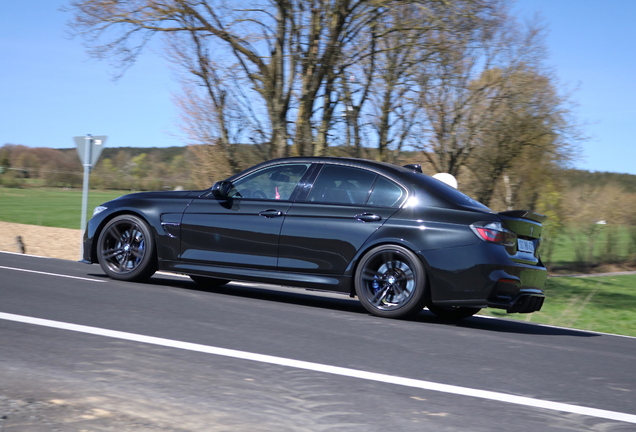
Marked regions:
[96,273,600,338]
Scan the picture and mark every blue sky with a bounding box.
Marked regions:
[1,1,635,175]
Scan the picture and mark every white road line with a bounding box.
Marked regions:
[1,312,634,425]
[0,266,106,283]
[0,250,51,259]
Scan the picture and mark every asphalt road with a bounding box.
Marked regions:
[1,251,635,432]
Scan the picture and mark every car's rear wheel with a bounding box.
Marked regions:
[97,214,156,281]
[355,245,427,319]
[427,305,481,320]
[189,275,230,287]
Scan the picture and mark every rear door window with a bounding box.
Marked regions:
[307,165,376,205]
[307,164,406,208]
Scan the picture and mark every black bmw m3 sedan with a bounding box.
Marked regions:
[82,157,548,320]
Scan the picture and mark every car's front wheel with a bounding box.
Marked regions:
[97,214,157,281]
[355,245,427,319]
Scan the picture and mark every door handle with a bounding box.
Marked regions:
[356,213,381,222]
[259,209,284,218]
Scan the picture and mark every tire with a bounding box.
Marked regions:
[97,214,157,281]
[427,305,481,320]
[189,275,230,287]
[355,245,427,319]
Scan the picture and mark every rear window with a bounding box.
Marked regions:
[404,172,490,211]
[368,176,405,207]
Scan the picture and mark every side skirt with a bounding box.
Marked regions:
[159,260,352,294]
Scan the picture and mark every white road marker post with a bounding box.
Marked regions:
[74,134,107,261]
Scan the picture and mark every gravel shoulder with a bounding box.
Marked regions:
[0,222,81,261]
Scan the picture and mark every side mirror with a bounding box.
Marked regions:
[211,180,234,198]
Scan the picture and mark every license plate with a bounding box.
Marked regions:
[517,239,535,253]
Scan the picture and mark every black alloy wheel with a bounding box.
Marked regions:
[97,214,157,281]
[355,245,427,319]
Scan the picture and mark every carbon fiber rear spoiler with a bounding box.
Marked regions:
[498,210,547,224]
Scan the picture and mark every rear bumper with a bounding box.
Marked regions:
[420,243,548,313]
[504,293,545,313]
[486,277,545,313]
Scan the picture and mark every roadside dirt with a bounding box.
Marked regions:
[0,221,82,261]
[0,396,186,432]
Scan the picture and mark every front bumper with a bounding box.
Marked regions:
[81,217,100,264]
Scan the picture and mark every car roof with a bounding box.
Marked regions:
[231,156,491,212]
[258,156,413,175]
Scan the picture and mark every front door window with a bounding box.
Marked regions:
[233,164,311,200]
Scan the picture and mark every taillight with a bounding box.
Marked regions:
[470,221,516,247]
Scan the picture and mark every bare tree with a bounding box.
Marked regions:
[67,0,501,162]
[367,4,424,162]
[415,1,547,176]
[167,29,257,176]
[66,0,384,158]
[337,69,368,157]
[336,0,501,163]
[67,0,292,157]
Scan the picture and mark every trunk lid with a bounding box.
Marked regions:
[498,210,547,264]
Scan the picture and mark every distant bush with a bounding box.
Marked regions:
[0,170,25,188]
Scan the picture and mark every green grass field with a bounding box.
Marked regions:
[545,224,635,268]
[0,187,124,229]
[479,274,636,337]
[2,186,635,337]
